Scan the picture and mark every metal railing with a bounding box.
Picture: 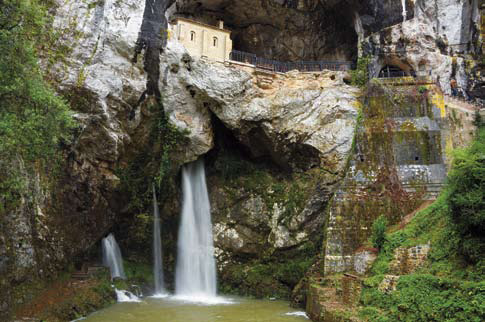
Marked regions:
[229,50,353,73]
[378,70,416,78]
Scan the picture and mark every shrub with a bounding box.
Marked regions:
[371,215,388,250]
[351,56,370,87]
[447,127,485,263]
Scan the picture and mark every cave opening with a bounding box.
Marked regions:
[378,64,415,78]
[205,112,283,178]
[171,1,359,63]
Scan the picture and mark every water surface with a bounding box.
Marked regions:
[84,297,308,322]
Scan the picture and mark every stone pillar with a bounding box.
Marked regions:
[202,29,208,57]
[178,23,185,41]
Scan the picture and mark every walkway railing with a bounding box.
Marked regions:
[229,50,353,73]
[375,74,435,85]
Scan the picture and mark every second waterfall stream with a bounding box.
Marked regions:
[152,185,166,297]
[175,159,219,303]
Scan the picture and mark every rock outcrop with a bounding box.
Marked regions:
[2,0,150,315]
[160,40,360,294]
[4,0,362,312]
[162,40,360,171]
[363,0,481,95]
[3,0,483,318]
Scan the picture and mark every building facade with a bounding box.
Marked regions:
[170,18,232,62]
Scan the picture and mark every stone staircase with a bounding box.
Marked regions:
[71,265,107,280]
[306,275,361,322]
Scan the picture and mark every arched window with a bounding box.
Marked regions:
[190,31,196,42]
[213,36,218,47]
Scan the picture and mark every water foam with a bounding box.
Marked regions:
[115,289,141,302]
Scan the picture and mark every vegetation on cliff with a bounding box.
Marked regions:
[447,126,485,263]
[359,126,485,321]
[0,0,74,212]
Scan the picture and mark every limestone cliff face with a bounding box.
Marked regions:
[3,0,361,311]
[363,0,481,95]
[161,40,359,171]
[2,0,483,315]
[1,0,148,315]
[160,40,359,273]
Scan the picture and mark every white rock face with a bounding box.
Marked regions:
[364,0,479,95]
[415,0,479,47]
[53,0,147,163]
[161,40,360,255]
[161,39,360,170]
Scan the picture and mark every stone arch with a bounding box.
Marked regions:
[377,58,415,78]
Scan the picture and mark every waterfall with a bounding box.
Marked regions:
[401,0,407,22]
[115,289,141,302]
[175,159,217,301]
[152,185,166,296]
[102,233,126,279]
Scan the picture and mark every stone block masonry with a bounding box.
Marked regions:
[389,244,431,275]
[324,83,447,275]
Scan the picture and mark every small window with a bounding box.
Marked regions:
[190,31,196,42]
[213,37,218,47]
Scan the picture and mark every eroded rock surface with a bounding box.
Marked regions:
[162,40,360,171]
[364,0,480,95]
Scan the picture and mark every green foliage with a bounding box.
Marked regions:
[447,127,485,263]
[361,275,485,322]
[124,260,154,285]
[473,110,482,127]
[418,85,428,93]
[116,101,187,213]
[219,257,314,299]
[370,215,388,250]
[351,56,370,87]
[0,0,75,211]
[361,128,485,320]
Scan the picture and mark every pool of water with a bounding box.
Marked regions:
[83,296,308,322]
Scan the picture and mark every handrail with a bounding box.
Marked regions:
[229,50,353,73]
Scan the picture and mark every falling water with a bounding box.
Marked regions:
[401,0,407,21]
[102,233,125,279]
[115,289,141,302]
[175,159,217,301]
[152,185,165,296]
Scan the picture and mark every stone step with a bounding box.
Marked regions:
[71,272,89,280]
